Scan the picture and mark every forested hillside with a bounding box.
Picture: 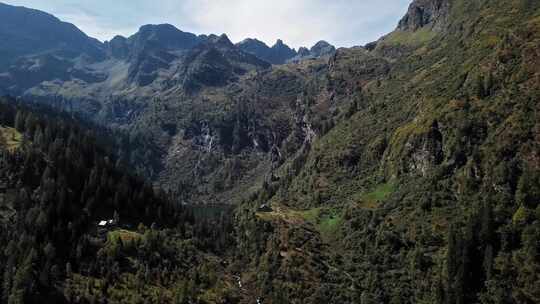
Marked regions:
[0,98,238,303]
[228,0,540,303]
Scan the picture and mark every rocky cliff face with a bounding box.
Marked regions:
[180,34,270,92]
[116,24,204,85]
[105,36,130,59]
[310,40,337,57]
[397,0,450,32]
[236,38,271,59]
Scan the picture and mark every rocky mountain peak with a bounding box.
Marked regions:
[237,38,268,52]
[0,2,105,69]
[214,33,235,47]
[273,39,285,47]
[397,0,450,32]
[106,35,129,59]
[297,47,310,56]
[239,38,265,45]
[237,38,296,64]
[288,41,336,62]
[310,40,336,56]
[129,24,201,51]
[271,39,295,51]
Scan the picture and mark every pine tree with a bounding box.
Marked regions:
[516,167,540,209]
[446,224,458,304]
[14,111,25,132]
[9,249,36,304]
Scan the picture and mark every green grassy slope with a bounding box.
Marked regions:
[0,126,22,151]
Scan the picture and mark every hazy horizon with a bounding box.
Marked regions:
[1,0,412,48]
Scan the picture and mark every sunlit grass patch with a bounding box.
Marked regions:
[0,126,22,151]
[380,28,437,47]
[298,207,343,242]
[358,182,396,209]
[107,229,143,245]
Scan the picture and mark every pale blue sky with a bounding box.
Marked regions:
[2,0,412,48]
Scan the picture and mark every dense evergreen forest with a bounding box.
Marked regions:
[0,98,236,303]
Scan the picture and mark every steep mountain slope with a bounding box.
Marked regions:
[0,3,105,95]
[226,0,540,303]
[0,2,104,70]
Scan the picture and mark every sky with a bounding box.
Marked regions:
[2,0,412,49]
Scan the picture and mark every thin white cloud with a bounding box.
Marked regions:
[2,0,412,47]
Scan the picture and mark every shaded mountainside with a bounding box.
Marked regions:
[0,0,540,303]
[236,38,297,65]
[0,2,104,70]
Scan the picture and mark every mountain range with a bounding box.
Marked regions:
[0,1,339,195]
[0,2,334,97]
[1,0,540,303]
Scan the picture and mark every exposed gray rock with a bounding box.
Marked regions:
[106,36,129,59]
[397,0,450,32]
[237,38,297,64]
[288,41,336,63]
[310,41,336,57]
[403,121,444,177]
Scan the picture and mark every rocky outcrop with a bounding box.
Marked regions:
[310,41,336,57]
[123,24,203,85]
[406,122,444,176]
[106,36,130,59]
[180,34,270,92]
[237,38,297,64]
[128,24,201,55]
[288,41,336,62]
[237,38,269,57]
[269,39,297,64]
[296,47,311,57]
[385,121,444,178]
[397,0,450,32]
